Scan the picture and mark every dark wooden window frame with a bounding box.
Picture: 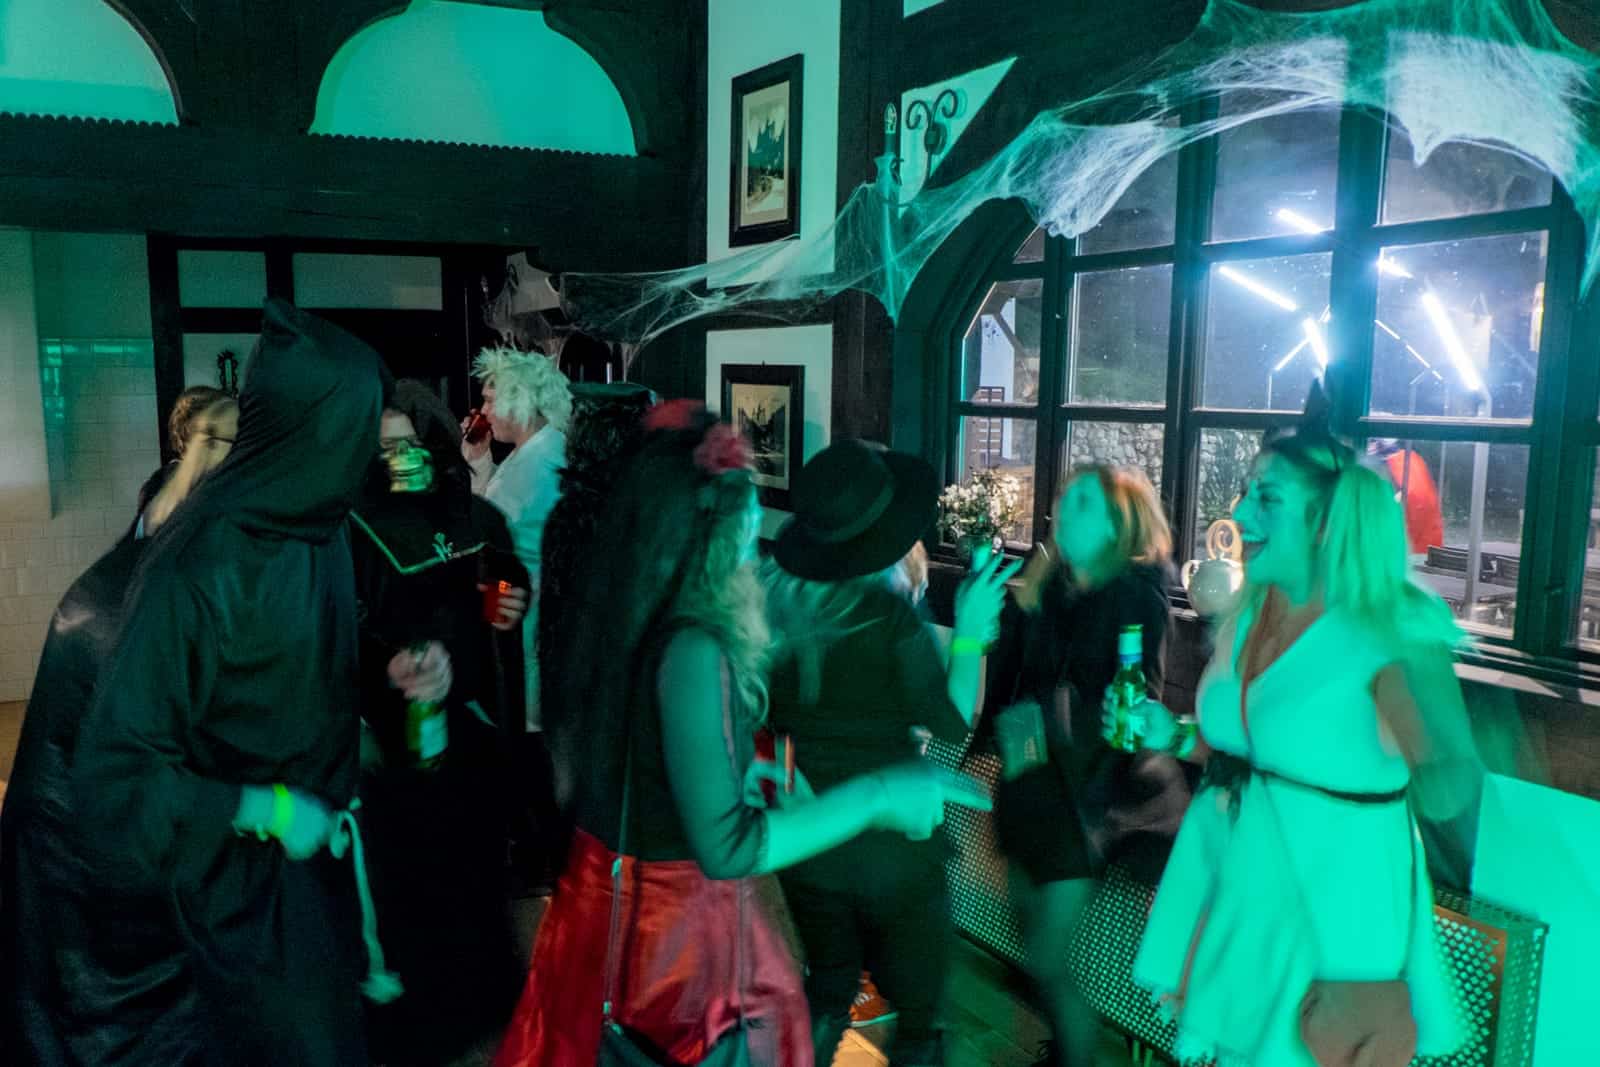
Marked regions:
[939,100,1600,677]
[148,235,505,464]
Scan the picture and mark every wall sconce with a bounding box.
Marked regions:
[883,87,964,197]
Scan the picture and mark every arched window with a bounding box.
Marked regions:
[0,0,177,124]
[949,95,1596,655]
[311,1,635,155]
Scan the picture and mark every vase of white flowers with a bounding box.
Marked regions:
[938,469,1023,560]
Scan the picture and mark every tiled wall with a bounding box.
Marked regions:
[0,340,157,703]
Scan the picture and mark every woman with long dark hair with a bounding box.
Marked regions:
[1123,406,1471,1066]
[494,402,987,1067]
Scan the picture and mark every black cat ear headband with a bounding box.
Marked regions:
[1263,375,1349,477]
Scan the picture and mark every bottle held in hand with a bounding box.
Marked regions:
[1107,624,1147,752]
[404,645,449,769]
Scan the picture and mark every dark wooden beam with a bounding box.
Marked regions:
[146,235,185,465]
[831,0,901,444]
[894,0,1204,95]
[0,116,687,272]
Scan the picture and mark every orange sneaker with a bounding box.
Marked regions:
[849,972,898,1029]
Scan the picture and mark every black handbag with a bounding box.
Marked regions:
[596,704,754,1066]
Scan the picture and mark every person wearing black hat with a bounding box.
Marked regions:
[492,405,992,1067]
[763,439,1020,1067]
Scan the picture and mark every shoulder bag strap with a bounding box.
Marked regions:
[716,655,748,1026]
[601,737,633,1025]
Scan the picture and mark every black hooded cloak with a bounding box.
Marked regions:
[67,299,388,1066]
[1,535,158,1065]
[0,467,189,1066]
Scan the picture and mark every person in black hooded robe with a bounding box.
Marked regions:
[0,389,238,1067]
[67,298,389,1066]
[350,379,529,1064]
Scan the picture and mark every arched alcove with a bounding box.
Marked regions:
[0,0,177,123]
[310,0,636,155]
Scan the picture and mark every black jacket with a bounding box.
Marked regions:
[985,562,1192,883]
[67,299,389,1066]
[1,531,163,1066]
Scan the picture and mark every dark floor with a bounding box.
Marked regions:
[0,698,1134,1065]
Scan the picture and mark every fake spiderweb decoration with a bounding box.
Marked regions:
[559,0,1600,351]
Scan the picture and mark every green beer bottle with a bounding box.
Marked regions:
[1108,624,1147,752]
[403,645,448,769]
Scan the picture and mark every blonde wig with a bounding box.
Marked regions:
[1232,431,1462,652]
[472,346,573,434]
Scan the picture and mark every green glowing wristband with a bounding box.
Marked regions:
[265,783,295,842]
[950,636,988,658]
[1169,719,1199,759]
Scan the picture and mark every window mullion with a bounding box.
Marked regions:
[1032,235,1071,543]
[1519,187,1593,652]
[1327,106,1385,440]
[1167,94,1218,564]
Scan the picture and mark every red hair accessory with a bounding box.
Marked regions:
[694,423,753,476]
[642,398,703,432]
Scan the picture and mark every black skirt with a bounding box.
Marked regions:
[994,761,1097,884]
[994,747,1194,887]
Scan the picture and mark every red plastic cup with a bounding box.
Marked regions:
[464,409,492,445]
[482,580,511,625]
[754,730,779,807]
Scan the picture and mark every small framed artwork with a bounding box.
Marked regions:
[721,363,805,509]
[729,54,803,247]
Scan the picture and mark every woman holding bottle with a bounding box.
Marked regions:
[985,464,1189,1067]
[1117,407,1471,1066]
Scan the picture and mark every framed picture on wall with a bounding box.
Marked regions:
[721,363,804,508]
[729,54,803,247]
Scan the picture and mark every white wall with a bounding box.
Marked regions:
[312,1,635,154]
[0,232,157,704]
[707,325,832,536]
[704,1,842,525]
[706,0,840,273]
[0,233,51,527]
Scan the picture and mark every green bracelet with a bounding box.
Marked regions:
[265,783,295,841]
[950,636,987,657]
[1169,719,1199,759]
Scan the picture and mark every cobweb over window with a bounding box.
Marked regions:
[560,0,1599,355]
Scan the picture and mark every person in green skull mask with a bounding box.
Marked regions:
[349,379,531,1063]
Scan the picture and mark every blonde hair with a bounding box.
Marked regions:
[673,475,771,724]
[472,346,573,434]
[901,541,929,600]
[1233,433,1462,651]
[169,386,233,457]
[762,559,901,704]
